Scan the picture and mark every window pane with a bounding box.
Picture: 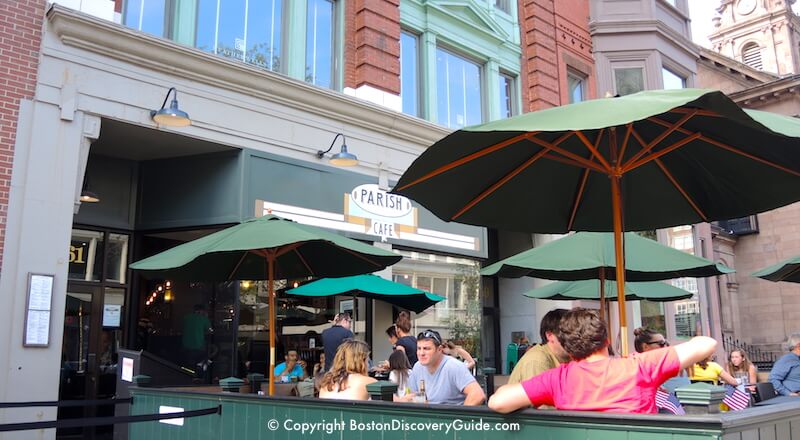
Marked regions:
[499,74,514,119]
[614,67,644,96]
[662,68,685,90]
[400,31,419,117]
[436,48,482,128]
[196,0,283,72]
[69,229,104,282]
[568,74,585,103]
[105,233,129,284]
[306,0,335,88]
[124,0,166,37]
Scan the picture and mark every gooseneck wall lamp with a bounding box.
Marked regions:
[316,133,358,167]
[150,87,191,127]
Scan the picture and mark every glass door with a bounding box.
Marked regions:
[58,284,101,439]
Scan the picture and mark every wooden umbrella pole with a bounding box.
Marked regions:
[611,174,628,356]
[268,251,276,396]
[599,268,610,347]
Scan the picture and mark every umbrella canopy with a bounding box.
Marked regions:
[481,232,734,281]
[393,88,800,355]
[393,89,800,232]
[523,280,694,302]
[752,254,800,283]
[130,214,401,394]
[286,274,445,313]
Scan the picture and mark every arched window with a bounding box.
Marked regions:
[742,42,763,70]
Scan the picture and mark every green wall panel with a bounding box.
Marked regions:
[126,388,794,440]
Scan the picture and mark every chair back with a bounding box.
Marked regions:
[754,382,777,403]
[663,376,691,393]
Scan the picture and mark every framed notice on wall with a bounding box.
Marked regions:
[23,273,54,347]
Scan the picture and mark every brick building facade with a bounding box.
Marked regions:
[0,0,45,271]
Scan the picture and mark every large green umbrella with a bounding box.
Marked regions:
[130,214,401,395]
[752,254,800,283]
[393,88,800,355]
[286,274,445,313]
[524,280,694,302]
[482,232,733,280]
[481,231,733,325]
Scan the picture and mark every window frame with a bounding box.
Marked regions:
[498,70,517,119]
[566,68,588,103]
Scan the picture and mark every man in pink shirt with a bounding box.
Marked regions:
[489,308,717,414]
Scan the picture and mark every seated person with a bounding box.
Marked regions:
[387,350,413,397]
[726,349,757,391]
[508,309,569,385]
[274,349,306,381]
[489,308,717,414]
[319,340,376,400]
[769,333,800,396]
[312,353,326,378]
[689,355,738,386]
[396,329,485,406]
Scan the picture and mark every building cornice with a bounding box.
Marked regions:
[727,74,800,107]
[46,5,449,148]
[589,19,699,58]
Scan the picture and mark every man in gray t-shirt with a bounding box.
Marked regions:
[400,329,485,406]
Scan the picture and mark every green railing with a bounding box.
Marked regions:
[129,387,800,440]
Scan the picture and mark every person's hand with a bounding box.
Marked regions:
[790,392,799,397]
[298,360,307,369]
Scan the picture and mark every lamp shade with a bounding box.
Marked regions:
[152,98,191,127]
[329,144,358,166]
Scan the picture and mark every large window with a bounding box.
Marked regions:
[123,0,167,37]
[662,67,686,90]
[499,73,516,119]
[436,48,483,128]
[305,0,335,88]
[391,250,481,357]
[196,0,283,71]
[400,31,420,117]
[614,67,644,96]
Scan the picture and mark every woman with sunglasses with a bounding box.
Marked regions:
[634,327,669,353]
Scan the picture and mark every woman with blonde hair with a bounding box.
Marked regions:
[319,340,376,400]
[726,349,757,389]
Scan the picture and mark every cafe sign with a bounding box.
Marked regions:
[346,184,416,241]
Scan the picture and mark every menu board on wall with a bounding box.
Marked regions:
[23,273,54,347]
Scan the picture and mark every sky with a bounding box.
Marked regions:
[689,1,800,48]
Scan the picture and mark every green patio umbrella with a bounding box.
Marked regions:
[752,254,800,283]
[393,88,800,355]
[524,280,694,302]
[286,274,446,313]
[130,214,401,395]
[481,231,733,326]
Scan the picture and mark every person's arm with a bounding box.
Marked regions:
[488,384,531,413]
[462,381,485,406]
[457,348,476,371]
[718,368,738,386]
[748,364,757,385]
[769,358,793,396]
[673,336,717,370]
